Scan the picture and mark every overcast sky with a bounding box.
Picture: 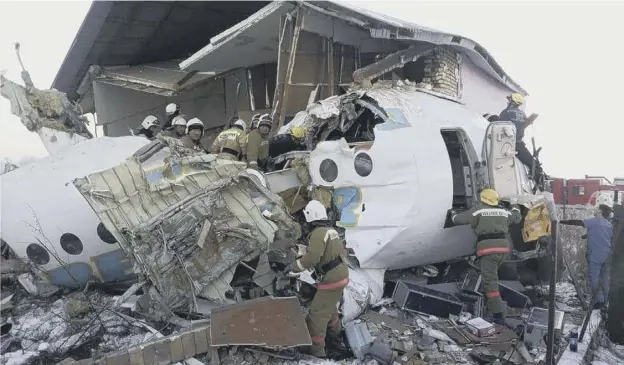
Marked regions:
[0,0,622,179]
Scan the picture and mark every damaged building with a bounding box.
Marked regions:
[54,1,527,137]
[3,1,624,365]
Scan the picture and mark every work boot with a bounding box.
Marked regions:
[308,344,327,359]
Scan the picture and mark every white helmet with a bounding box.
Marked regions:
[171,115,187,127]
[303,200,327,223]
[186,117,204,134]
[233,119,247,130]
[165,103,179,116]
[141,115,159,129]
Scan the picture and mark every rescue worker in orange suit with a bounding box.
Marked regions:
[449,188,521,326]
[498,93,535,170]
[243,114,271,171]
[137,115,162,140]
[180,118,211,152]
[211,119,246,160]
[282,200,349,358]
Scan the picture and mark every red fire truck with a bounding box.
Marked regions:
[550,176,623,205]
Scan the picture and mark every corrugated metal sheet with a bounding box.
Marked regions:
[73,141,301,314]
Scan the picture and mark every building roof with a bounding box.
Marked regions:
[180,1,527,96]
[52,1,269,101]
[53,0,527,101]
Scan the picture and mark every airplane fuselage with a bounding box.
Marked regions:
[1,89,526,287]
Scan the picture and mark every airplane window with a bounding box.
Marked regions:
[354,153,373,177]
[97,223,118,244]
[319,159,338,183]
[26,243,50,265]
[60,233,84,255]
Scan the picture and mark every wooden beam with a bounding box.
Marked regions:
[276,10,303,130]
[327,38,335,97]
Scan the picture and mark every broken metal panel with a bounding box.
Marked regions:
[0,74,92,155]
[210,296,311,348]
[73,140,301,314]
[352,44,436,86]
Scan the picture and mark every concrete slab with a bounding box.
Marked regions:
[558,310,602,365]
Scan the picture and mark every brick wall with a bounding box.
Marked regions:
[421,47,461,98]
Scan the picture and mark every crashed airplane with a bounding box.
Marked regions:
[1,1,555,324]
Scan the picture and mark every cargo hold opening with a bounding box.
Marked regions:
[441,130,475,210]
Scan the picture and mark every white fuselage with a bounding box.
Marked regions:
[308,89,493,270]
[1,90,515,287]
[0,136,150,287]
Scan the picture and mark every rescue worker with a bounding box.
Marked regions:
[482,113,500,123]
[249,113,262,130]
[180,117,210,152]
[211,119,246,160]
[450,188,521,325]
[282,200,349,358]
[268,126,307,159]
[164,102,181,130]
[161,115,187,138]
[137,115,161,140]
[560,204,614,310]
[498,93,534,170]
[244,114,272,170]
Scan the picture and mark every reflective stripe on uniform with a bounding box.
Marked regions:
[486,291,500,298]
[324,229,339,242]
[477,247,510,256]
[311,336,325,343]
[472,208,512,217]
[295,259,306,271]
[317,277,349,290]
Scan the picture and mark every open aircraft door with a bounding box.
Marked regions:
[481,121,520,198]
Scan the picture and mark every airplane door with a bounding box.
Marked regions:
[482,121,520,198]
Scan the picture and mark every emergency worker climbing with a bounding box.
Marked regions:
[163,102,181,130]
[161,115,187,138]
[450,188,521,325]
[498,93,535,170]
[282,200,349,358]
[244,114,272,170]
[560,204,613,310]
[137,115,161,140]
[211,119,246,160]
[180,118,210,152]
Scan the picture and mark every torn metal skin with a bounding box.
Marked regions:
[73,138,301,318]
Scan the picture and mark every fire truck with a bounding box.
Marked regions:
[550,176,624,205]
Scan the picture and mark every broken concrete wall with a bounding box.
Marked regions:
[73,141,300,315]
[460,55,517,116]
[421,47,461,98]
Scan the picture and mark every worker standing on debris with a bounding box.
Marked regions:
[181,118,210,152]
[450,188,521,325]
[161,115,187,138]
[137,115,162,140]
[243,114,272,171]
[164,102,181,130]
[211,119,246,160]
[282,200,349,359]
[560,204,614,310]
[498,93,535,170]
